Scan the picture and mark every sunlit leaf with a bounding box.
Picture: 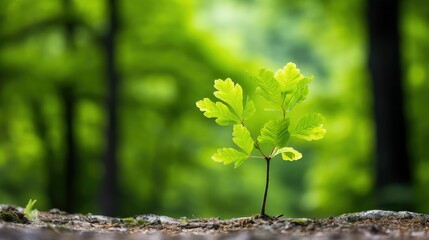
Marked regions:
[234,156,249,168]
[232,124,254,155]
[214,78,244,117]
[274,62,304,92]
[252,69,282,105]
[258,118,290,148]
[196,98,240,126]
[274,147,303,161]
[212,148,249,167]
[243,99,256,121]
[292,113,326,141]
[284,76,313,111]
[197,79,255,125]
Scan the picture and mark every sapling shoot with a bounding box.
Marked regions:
[196,62,325,217]
[24,199,38,221]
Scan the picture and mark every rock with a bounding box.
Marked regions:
[337,209,429,222]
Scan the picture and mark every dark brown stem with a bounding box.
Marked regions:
[260,157,271,216]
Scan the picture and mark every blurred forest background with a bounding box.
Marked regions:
[0,0,428,218]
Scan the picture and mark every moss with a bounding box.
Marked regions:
[121,217,150,227]
[0,208,29,224]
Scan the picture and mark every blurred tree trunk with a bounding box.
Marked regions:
[61,85,78,212]
[367,0,413,210]
[101,0,120,216]
[61,0,78,213]
[31,99,65,211]
[62,0,76,48]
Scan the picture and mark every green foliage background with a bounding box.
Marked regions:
[0,0,428,218]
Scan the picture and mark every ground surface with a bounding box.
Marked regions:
[1,205,429,239]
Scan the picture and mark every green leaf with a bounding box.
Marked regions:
[24,199,38,221]
[196,98,240,126]
[274,62,304,92]
[274,147,303,161]
[212,148,249,168]
[214,78,244,117]
[284,76,313,111]
[233,124,254,155]
[234,157,248,168]
[258,118,290,148]
[292,113,326,141]
[243,99,256,121]
[252,69,282,104]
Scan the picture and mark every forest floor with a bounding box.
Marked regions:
[1,205,429,239]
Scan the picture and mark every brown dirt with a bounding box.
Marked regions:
[1,205,429,239]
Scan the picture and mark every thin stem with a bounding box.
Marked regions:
[256,147,267,158]
[269,147,277,158]
[260,157,271,216]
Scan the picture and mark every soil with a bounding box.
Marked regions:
[1,205,429,239]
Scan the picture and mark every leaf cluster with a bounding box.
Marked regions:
[196,63,325,168]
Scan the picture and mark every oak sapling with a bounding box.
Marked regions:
[196,62,326,217]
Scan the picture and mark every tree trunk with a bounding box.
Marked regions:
[367,0,413,210]
[31,99,65,211]
[61,85,78,213]
[62,0,76,48]
[101,0,120,216]
[61,0,78,213]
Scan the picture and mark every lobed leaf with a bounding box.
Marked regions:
[214,78,244,117]
[252,69,282,105]
[196,98,240,126]
[274,62,304,92]
[258,118,290,148]
[243,99,256,121]
[284,76,313,111]
[232,124,254,155]
[292,112,326,141]
[273,147,303,161]
[234,155,250,168]
[212,148,249,168]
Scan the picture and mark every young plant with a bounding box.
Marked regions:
[24,199,38,221]
[196,62,326,217]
